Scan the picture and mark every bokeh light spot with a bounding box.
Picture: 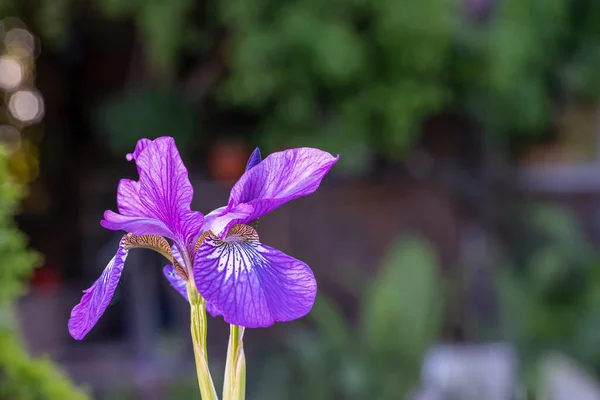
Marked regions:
[5,28,36,57]
[8,90,44,123]
[0,56,24,90]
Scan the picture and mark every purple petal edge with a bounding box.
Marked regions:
[193,227,316,328]
[68,237,129,340]
[163,265,188,301]
[245,147,262,171]
[126,138,151,161]
[229,147,338,224]
[206,300,223,317]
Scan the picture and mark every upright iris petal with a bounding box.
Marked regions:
[125,138,151,161]
[193,225,316,327]
[220,148,338,230]
[245,147,262,171]
[68,236,129,340]
[101,136,204,246]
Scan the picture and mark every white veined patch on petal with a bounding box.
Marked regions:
[193,225,316,328]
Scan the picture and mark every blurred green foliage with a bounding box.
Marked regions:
[219,0,600,156]
[5,0,600,167]
[219,0,455,161]
[250,205,600,398]
[252,236,444,399]
[494,204,600,383]
[0,150,88,399]
[97,0,195,73]
[97,89,197,157]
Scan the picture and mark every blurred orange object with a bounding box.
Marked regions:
[208,140,249,182]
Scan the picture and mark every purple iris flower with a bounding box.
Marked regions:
[68,137,338,339]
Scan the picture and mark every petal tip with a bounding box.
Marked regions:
[245,147,262,171]
[100,210,119,230]
[67,319,86,340]
[126,138,153,161]
[68,328,86,340]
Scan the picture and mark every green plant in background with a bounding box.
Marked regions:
[248,205,600,399]
[493,203,600,386]
[6,0,600,170]
[454,0,568,137]
[253,236,444,400]
[97,89,197,157]
[219,0,456,169]
[0,150,88,399]
[219,0,600,158]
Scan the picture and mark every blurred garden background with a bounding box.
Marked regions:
[3,0,600,398]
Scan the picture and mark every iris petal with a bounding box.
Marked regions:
[171,245,185,269]
[206,300,223,318]
[126,138,151,161]
[225,148,338,225]
[101,137,203,245]
[162,265,223,317]
[163,265,188,301]
[245,147,262,171]
[193,225,316,328]
[68,237,129,340]
[201,202,254,237]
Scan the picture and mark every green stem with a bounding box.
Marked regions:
[232,349,246,400]
[223,324,246,400]
[187,282,218,400]
[231,325,241,364]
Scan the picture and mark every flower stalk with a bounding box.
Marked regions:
[223,324,246,400]
[187,282,218,400]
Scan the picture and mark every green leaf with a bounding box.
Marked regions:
[309,295,351,356]
[136,0,193,74]
[0,148,88,398]
[362,236,443,369]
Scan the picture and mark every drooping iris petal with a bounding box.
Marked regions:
[163,265,188,301]
[226,148,338,225]
[193,225,316,328]
[68,237,129,340]
[101,137,203,245]
[245,147,262,171]
[162,264,223,317]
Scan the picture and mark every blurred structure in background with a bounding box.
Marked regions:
[418,343,517,400]
[3,0,600,399]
